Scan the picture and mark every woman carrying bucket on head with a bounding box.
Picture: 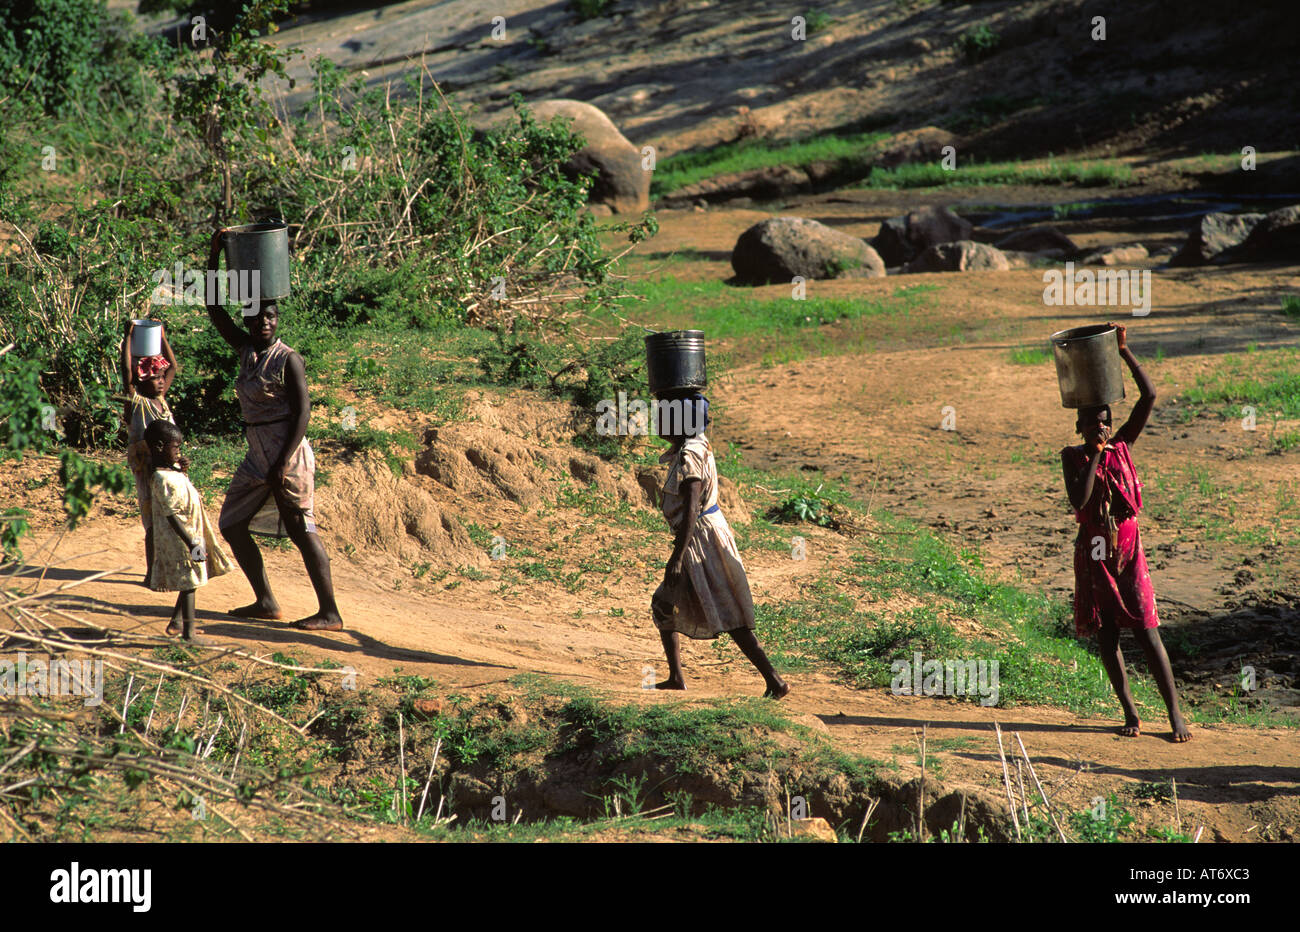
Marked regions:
[1056,322,1189,742]
[205,227,344,631]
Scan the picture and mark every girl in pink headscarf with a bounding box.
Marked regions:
[1061,323,1190,742]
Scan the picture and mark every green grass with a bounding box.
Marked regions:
[856,159,1134,190]
[651,128,894,197]
[617,276,942,366]
[1009,345,1052,365]
[1281,295,1300,319]
[1178,347,1300,419]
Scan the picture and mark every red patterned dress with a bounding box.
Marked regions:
[1062,439,1159,637]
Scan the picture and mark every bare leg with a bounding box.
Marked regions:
[166,591,183,637]
[282,507,342,631]
[144,526,155,587]
[1133,627,1192,742]
[221,519,282,619]
[729,627,789,699]
[1097,619,1141,736]
[178,590,208,644]
[656,631,685,689]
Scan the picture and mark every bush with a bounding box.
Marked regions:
[954,25,1001,64]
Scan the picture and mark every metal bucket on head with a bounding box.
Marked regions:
[1051,324,1125,408]
[130,320,162,356]
[645,330,707,397]
[222,221,290,303]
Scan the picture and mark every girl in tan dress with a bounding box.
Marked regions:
[144,421,233,641]
[651,393,789,699]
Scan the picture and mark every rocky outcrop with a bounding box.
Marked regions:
[530,99,650,214]
[731,217,885,284]
[872,206,973,267]
[904,240,1010,273]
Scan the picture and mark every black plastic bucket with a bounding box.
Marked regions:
[645,330,707,397]
[1051,324,1125,408]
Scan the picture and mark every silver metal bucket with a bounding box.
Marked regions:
[1051,324,1125,408]
[222,221,290,302]
[645,330,707,397]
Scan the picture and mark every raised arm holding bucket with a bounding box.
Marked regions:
[205,228,344,632]
[1057,323,1189,743]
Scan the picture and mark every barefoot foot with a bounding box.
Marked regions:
[764,679,790,700]
[1119,716,1141,738]
[655,677,686,691]
[165,618,182,637]
[229,601,282,621]
[1170,714,1192,743]
[291,613,343,631]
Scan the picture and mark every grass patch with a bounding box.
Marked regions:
[1178,347,1300,419]
[1009,345,1052,365]
[651,128,894,197]
[856,159,1134,190]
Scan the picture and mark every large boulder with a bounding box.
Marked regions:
[1234,204,1300,260]
[994,226,1078,255]
[871,206,973,266]
[904,240,1010,273]
[731,217,885,284]
[529,99,649,214]
[1170,211,1264,266]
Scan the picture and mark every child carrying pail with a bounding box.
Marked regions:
[143,420,233,641]
[1060,323,1190,742]
[651,392,789,699]
[121,319,178,584]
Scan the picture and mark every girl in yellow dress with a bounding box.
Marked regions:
[144,421,233,641]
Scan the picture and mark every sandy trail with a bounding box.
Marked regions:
[15,515,1298,842]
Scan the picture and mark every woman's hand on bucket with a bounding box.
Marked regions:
[1110,321,1127,350]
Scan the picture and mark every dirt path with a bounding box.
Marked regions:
[16,515,1298,842]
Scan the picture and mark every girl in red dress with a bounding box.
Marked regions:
[1061,324,1191,742]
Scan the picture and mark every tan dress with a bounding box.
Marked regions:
[651,434,757,639]
[149,469,233,592]
[125,394,173,529]
[218,340,317,538]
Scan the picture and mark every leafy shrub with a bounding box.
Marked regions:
[954,25,1001,64]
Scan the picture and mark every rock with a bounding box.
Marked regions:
[789,816,838,842]
[908,37,932,54]
[529,99,649,214]
[664,164,811,204]
[871,205,973,266]
[874,127,958,169]
[1001,249,1062,269]
[1234,204,1300,260]
[904,240,1010,273]
[731,216,886,285]
[994,226,1078,255]
[410,698,445,719]
[1078,244,1148,266]
[1170,211,1264,266]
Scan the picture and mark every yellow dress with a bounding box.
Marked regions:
[148,469,234,592]
[651,434,757,639]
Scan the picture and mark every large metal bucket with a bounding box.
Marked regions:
[129,320,162,356]
[222,221,290,302]
[1051,324,1125,408]
[645,330,707,396]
